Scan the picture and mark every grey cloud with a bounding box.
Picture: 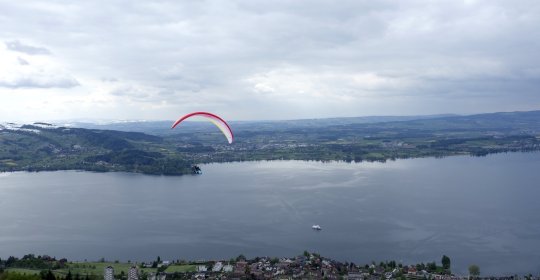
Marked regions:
[108,85,181,103]
[0,0,539,119]
[17,57,29,65]
[0,76,79,89]
[5,40,51,55]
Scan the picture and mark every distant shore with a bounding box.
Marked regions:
[2,110,539,176]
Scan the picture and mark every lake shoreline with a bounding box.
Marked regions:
[2,149,539,176]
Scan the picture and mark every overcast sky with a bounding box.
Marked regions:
[1,0,539,122]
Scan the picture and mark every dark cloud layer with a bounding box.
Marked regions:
[0,0,539,120]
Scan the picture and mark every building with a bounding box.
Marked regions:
[128,266,138,280]
[212,262,223,272]
[104,266,114,280]
[348,272,364,280]
[234,261,247,274]
[147,272,166,280]
[223,264,234,272]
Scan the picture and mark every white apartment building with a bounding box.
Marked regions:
[104,266,114,280]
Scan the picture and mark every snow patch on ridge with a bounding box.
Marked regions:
[0,122,60,134]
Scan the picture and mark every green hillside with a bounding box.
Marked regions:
[1,111,539,175]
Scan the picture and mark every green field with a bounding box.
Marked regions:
[5,268,42,275]
[5,263,196,277]
[57,262,152,276]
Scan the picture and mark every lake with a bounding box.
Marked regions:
[1,152,540,275]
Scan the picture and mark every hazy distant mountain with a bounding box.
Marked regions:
[67,111,540,136]
[69,113,460,135]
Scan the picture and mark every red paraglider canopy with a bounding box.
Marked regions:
[171,112,234,144]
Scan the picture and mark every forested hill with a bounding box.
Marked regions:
[1,110,539,175]
[0,123,192,175]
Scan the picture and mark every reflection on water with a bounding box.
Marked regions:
[1,152,540,275]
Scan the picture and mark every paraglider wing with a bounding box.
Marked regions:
[171,112,234,144]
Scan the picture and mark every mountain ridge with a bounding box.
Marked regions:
[1,110,539,175]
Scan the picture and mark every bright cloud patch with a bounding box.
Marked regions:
[246,67,414,101]
[0,45,79,89]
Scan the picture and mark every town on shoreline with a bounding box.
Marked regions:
[1,253,538,280]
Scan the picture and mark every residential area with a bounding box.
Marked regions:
[103,253,538,280]
[3,253,536,280]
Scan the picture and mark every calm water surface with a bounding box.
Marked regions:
[1,152,540,275]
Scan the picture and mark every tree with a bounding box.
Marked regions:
[236,254,246,262]
[2,272,41,280]
[468,265,480,279]
[45,270,56,280]
[388,261,396,269]
[65,271,73,280]
[441,255,451,270]
[139,271,148,280]
[427,262,437,272]
[6,257,17,266]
